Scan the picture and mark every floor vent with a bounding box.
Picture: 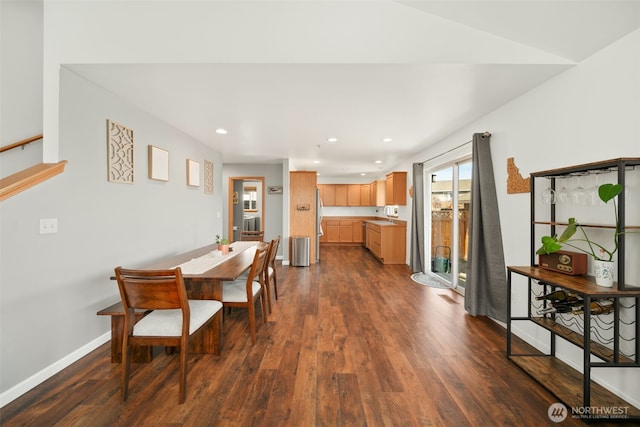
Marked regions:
[438,294,459,305]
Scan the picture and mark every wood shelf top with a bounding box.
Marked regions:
[508,266,640,295]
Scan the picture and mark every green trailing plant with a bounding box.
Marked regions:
[536,183,623,261]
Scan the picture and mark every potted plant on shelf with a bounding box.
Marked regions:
[216,235,230,254]
[536,183,623,287]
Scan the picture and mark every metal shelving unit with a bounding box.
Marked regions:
[507,158,640,422]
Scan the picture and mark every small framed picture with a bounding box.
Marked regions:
[268,185,283,194]
[186,159,200,187]
[148,145,169,181]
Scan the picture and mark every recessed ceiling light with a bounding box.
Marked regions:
[375,160,382,164]
[215,128,228,134]
[327,137,338,143]
[313,160,320,164]
[383,138,392,142]
[360,173,366,176]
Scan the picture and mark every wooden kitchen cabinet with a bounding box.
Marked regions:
[360,184,371,206]
[335,185,348,206]
[367,225,382,258]
[319,217,368,245]
[339,221,353,242]
[325,220,341,243]
[371,179,386,206]
[318,184,336,206]
[319,182,385,206]
[365,222,406,264]
[290,171,318,263]
[385,172,407,205]
[347,185,361,206]
[351,219,364,243]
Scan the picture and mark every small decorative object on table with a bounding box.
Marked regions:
[216,235,230,254]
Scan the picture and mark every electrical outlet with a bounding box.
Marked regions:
[40,218,58,234]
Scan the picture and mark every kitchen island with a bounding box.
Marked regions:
[319,216,407,265]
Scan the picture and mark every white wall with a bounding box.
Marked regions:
[0,0,43,176]
[395,29,640,407]
[1,68,224,405]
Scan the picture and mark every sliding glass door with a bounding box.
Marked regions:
[429,159,472,292]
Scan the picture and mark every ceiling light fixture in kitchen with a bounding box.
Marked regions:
[215,128,228,134]
[383,138,392,142]
[327,137,338,143]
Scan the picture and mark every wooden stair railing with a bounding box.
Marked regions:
[0,134,43,153]
[1,134,67,202]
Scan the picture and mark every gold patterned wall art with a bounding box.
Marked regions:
[507,157,530,194]
[107,119,134,183]
[204,160,214,194]
[187,159,200,187]
[148,145,169,181]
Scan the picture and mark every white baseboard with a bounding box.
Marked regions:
[0,332,110,407]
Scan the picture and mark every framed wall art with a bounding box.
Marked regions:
[204,160,214,194]
[107,119,134,184]
[187,159,200,187]
[148,145,169,181]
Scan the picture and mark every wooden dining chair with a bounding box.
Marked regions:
[114,267,223,404]
[264,236,281,313]
[221,242,269,345]
[240,230,264,241]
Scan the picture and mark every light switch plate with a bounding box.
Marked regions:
[40,218,58,234]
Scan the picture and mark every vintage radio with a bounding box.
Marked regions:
[538,250,587,275]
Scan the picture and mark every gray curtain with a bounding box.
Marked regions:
[410,162,425,272]
[464,132,507,322]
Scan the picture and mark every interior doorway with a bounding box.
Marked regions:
[228,176,265,242]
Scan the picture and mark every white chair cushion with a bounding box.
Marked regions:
[222,280,261,303]
[133,299,222,337]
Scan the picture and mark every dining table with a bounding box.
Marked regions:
[98,241,259,363]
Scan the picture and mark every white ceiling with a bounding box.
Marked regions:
[66,1,640,178]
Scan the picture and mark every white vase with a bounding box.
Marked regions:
[593,259,615,287]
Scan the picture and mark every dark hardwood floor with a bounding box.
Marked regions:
[0,246,622,426]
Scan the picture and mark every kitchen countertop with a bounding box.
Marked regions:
[321,216,406,227]
[363,219,405,227]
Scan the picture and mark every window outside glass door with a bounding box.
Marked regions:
[430,160,472,292]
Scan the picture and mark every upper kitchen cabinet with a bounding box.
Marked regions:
[370,180,386,206]
[319,179,398,206]
[347,185,361,206]
[335,185,349,206]
[318,184,335,206]
[360,184,371,206]
[385,172,407,205]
